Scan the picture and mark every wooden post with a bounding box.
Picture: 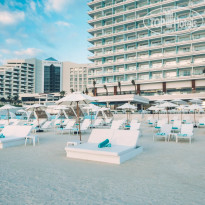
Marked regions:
[77,101,81,141]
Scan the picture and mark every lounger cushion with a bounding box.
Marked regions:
[88,129,114,143]
[66,143,133,156]
[110,130,139,148]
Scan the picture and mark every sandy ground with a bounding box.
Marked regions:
[0,115,205,205]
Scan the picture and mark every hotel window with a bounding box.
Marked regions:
[115,17,123,23]
[152,61,162,69]
[115,26,124,33]
[152,72,162,79]
[194,67,205,75]
[126,14,135,20]
[127,34,136,40]
[138,42,148,48]
[138,32,148,38]
[139,63,149,69]
[193,32,205,39]
[127,24,135,30]
[164,38,175,44]
[138,73,149,80]
[115,66,124,72]
[194,56,205,63]
[194,45,205,51]
[165,71,176,78]
[179,69,191,76]
[104,10,112,16]
[138,52,149,59]
[104,29,112,35]
[115,46,124,52]
[179,47,190,53]
[127,64,136,70]
[115,37,123,43]
[104,48,112,54]
[127,55,136,61]
[127,44,136,50]
[151,50,163,57]
[105,20,112,25]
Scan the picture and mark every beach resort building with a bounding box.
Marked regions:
[0,59,35,99]
[62,62,90,94]
[87,0,205,102]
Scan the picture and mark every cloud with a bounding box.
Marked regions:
[45,0,73,12]
[30,1,36,12]
[6,38,21,45]
[55,21,70,27]
[14,48,42,57]
[0,49,11,54]
[0,10,25,25]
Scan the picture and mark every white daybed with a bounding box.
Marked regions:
[65,129,143,164]
[0,125,34,149]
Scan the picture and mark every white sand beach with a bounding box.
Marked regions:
[0,115,205,205]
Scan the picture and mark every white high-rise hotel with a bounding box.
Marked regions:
[87,0,205,100]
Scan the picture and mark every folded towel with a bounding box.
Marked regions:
[105,143,111,147]
[98,139,109,148]
[0,133,5,138]
[157,133,166,136]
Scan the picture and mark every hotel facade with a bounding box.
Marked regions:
[87,0,205,101]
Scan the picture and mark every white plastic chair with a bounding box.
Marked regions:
[153,124,172,142]
[176,124,194,144]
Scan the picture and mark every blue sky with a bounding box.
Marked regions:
[0,0,91,64]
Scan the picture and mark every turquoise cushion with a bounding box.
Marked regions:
[105,143,111,147]
[98,139,109,148]
[178,134,188,137]
[172,127,178,129]
[157,133,166,136]
[199,123,204,125]
[0,133,5,138]
[155,127,161,129]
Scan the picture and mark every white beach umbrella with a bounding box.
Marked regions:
[83,104,100,126]
[56,92,97,141]
[160,102,178,123]
[0,104,16,124]
[171,99,187,105]
[26,104,46,128]
[155,100,165,104]
[189,98,202,104]
[117,103,137,123]
[54,105,68,127]
[188,104,202,126]
[148,105,161,120]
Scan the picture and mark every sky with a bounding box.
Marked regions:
[0,0,91,65]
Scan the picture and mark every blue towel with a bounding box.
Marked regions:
[0,133,5,138]
[98,139,109,148]
[157,133,166,136]
[105,143,111,147]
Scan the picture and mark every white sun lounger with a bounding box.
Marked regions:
[65,129,143,164]
[0,125,35,149]
[176,124,194,144]
[153,124,172,142]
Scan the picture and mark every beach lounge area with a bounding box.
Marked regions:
[0,113,205,205]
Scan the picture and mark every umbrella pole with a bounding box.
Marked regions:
[77,101,81,141]
[194,109,196,126]
[7,109,9,124]
[181,110,182,123]
[158,111,159,121]
[91,109,92,128]
[167,107,169,124]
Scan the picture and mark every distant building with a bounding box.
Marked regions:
[87,0,205,102]
[62,62,89,94]
[0,59,35,98]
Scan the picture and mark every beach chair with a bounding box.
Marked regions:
[198,118,205,128]
[154,120,167,131]
[0,125,37,148]
[110,120,124,130]
[93,118,104,128]
[41,121,53,132]
[72,119,91,134]
[60,120,76,134]
[153,124,172,142]
[176,124,194,144]
[130,122,141,130]
[172,120,182,132]
[65,129,143,164]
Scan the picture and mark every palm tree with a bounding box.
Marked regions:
[131,80,137,94]
[13,95,19,105]
[7,95,12,104]
[60,90,66,98]
[92,80,97,96]
[118,81,121,95]
[70,88,74,93]
[0,97,6,105]
[85,88,89,95]
[104,85,108,96]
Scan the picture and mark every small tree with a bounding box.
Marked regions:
[104,85,108,96]
[85,88,89,95]
[13,95,19,105]
[118,81,121,95]
[60,90,66,98]
[131,80,137,94]
[70,89,74,93]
